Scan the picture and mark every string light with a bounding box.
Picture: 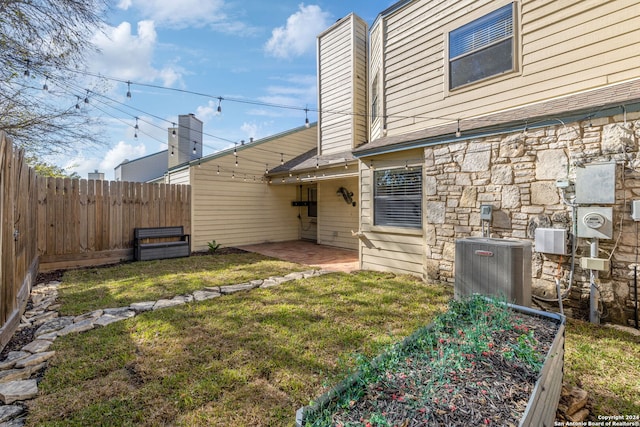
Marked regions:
[192,140,197,154]
[24,60,30,77]
[134,117,139,138]
[345,159,349,169]
[42,77,48,91]
[405,160,409,170]
[172,123,176,137]
[217,165,220,174]
[75,96,80,109]
[523,121,528,138]
[456,119,461,138]
[171,146,174,156]
[265,163,269,174]
[126,81,132,98]
[217,97,223,113]
[281,153,284,165]
[305,107,310,128]
[316,157,319,169]
[232,171,235,179]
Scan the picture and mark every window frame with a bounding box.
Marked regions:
[373,166,423,229]
[446,2,519,92]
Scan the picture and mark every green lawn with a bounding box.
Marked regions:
[24,256,640,426]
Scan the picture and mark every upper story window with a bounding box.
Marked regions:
[374,167,422,228]
[449,3,515,90]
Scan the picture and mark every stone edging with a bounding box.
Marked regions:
[0,269,328,426]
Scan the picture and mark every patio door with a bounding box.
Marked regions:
[299,184,317,242]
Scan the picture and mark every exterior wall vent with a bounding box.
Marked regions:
[454,237,532,306]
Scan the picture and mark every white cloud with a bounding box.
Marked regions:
[61,141,146,180]
[264,4,331,59]
[118,0,227,29]
[195,100,220,122]
[90,21,185,86]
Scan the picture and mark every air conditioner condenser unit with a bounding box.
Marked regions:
[454,237,532,307]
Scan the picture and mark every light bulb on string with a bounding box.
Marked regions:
[75,96,80,109]
[193,140,197,154]
[217,97,223,113]
[84,90,89,104]
[305,107,310,128]
[126,81,132,98]
[455,119,461,138]
[42,77,48,91]
[24,60,30,77]
[280,153,284,165]
[171,146,174,156]
[217,165,220,175]
[172,123,176,138]
[265,164,269,174]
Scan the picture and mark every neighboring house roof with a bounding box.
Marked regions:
[268,148,357,175]
[354,78,640,157]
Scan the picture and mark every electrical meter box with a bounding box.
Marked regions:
[577,206,613,239]
[575,162,616,204]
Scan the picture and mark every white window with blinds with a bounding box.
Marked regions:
[449,2,515,90]
[374,168,422,228]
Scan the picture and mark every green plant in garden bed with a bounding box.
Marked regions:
[303,296,557,427]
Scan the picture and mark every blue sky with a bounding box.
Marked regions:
[57,1,393,180]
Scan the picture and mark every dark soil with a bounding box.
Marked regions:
[307,304,560,427]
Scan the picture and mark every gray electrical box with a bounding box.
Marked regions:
[455,237,532,306]
[575,162,616,204]
[577,206,613,239]
[535,228,567,255]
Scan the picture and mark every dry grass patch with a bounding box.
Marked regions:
[564,318,640,416]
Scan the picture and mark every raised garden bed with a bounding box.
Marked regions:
[297,296,565,427]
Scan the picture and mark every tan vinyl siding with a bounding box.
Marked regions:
[189,126,317,251]
[166,168,190,185]
[317,177,359,250]
[378,0,640,137]
[318,14,368,155]
[358,149,424,277]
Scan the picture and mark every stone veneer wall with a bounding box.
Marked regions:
[423,111,640,326]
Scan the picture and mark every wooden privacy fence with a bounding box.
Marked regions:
[0,132,191,350]
[37,178,191,271]
[0,133,38,350]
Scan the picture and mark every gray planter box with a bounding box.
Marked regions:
[296,303,565,427]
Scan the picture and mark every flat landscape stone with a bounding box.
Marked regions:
[0,405,24,423]
[103,308,136,318]
[153,299,185,310]
[35,317,73,337]
[220,283,256,294]
[0,380,38,404]
[192,290,221,301]
[14,352,55,369]
[57,319,95,337]
[74,310,103,323]
[94,315,127,327]
[0,353,30,371]
[21,339,53,354]
[130,301,155,312]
